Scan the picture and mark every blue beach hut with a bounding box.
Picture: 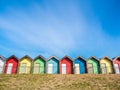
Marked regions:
[74,56,87,74]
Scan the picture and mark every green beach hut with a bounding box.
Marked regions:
[87,56,100,74]
[33,55,46,74]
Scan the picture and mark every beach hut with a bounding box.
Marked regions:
[19,55,32,74]
[4,55,19,74]
[0,55,6,74]
[113,57,120,74]
[33,55,46,74]
[60,56,73,74]
[100,57,114,74]
[47,56,59,74]
[74,56,87,74]
[87,56,100,74]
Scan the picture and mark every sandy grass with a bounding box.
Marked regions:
[0,74,120,90]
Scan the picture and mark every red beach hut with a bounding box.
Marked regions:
[4,55,19,74]
[60,56,73,74]
[113,56,120,74]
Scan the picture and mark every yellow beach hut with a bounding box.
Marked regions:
[100,57,114,74]
[19,55,33,74]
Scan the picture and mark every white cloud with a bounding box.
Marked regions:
[0,1,120,58]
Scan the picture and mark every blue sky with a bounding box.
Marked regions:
[0,0,120,59]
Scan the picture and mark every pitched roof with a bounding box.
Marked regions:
[34,55,46,61]
[47,55,59,61]
[112,56,120,61]
[61,55,74,61]
[87,56,99,62]
[100,56,112,62]
[7,55,19,60]
[0,55,6,61]
[75,56,86,62]
[20,55,33,61]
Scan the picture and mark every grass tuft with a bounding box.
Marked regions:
[0,74,120,90]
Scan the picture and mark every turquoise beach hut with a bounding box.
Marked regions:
[47,56,59,74]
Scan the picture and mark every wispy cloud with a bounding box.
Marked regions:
[0,1,120,58]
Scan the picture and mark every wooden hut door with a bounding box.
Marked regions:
[34,63,40,74]
[7,63,13,74]
[114,64,120,74]
[21,63,27,73]
[101,63,107,74]
[88,64,93,74]
[62,64,66,74]
[48,64,53,74]
[75,64,80,74]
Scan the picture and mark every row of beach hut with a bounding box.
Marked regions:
[0,55,120,74]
